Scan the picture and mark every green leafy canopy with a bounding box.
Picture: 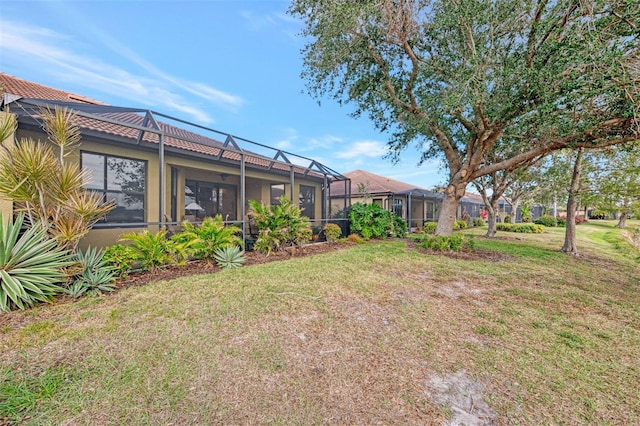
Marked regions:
[290,0,640,234]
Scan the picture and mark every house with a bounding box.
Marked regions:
[329,170,443,230]
[0,73,350,248]
[329,170,488,230]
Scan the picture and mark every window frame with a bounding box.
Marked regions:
[184,179,237,221]
[81,151,147,226]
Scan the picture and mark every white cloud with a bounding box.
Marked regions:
[240,9,302,43]
[274,127,299,150]
[335,140,388,159]
[240,10,297,32]
[302,135,342,151]
[0,19,244,123]
[275,140,293,149]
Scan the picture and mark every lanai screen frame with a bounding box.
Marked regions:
[3,96,351,244]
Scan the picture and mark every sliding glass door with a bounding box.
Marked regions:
[184,179,237,221]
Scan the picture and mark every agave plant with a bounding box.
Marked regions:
[212,246,246,269]
[66,247,117,298]
[0,213,71,312]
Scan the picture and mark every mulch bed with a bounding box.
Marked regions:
[116,241,353,290]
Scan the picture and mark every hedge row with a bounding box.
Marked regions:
[496,223,545,233]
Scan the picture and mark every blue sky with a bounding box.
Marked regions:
[0,0,445,189]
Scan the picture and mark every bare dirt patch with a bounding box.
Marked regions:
[426,370,498,425]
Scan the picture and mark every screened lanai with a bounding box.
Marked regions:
[1,85,351,248]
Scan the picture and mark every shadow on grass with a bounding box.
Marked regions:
[473,237,565,262]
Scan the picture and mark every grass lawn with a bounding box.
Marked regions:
[1,220,639,424]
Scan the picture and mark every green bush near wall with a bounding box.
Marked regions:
[349,202,405,239]
[423,222,437,234]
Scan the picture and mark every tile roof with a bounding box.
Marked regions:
[0,73,328,178]
[330,169,438,197]
[0,73,105,104]
[329,168,487,207]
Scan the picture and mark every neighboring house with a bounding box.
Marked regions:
[329,170,444,230]
[0,73,350,248]
[496,199,544,222]
[459,191,486,221]
[329,170,489,230]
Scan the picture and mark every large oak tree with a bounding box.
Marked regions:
[290,0,640,235]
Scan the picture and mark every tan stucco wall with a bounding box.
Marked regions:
[0,112,15,223]
[15,126,325,247]
[79,227,150,250]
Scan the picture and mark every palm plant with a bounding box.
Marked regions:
[0,108,114,252]
[249,198,312,254]
[176,215,242,260]
[0,213,71,312]
[119,229,193,271]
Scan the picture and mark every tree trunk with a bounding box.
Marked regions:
[486,198,500,238]
[562,148,584,255]
[435,181,466,236]
[511,199,520,223]
[615,212,628,229]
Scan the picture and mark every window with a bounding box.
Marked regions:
[299,185,316,219]
[270,183,285,205]
[392,198,404,218]
[82,152,146,223]
[185,179,237,220]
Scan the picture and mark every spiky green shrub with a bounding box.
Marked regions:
[102,244,137,277]
[418,234,475,252]
[119,229,193,271]
[423,222,437,234]
[175,215,242,260]
[503,215,512,224]
[323,223,342,241]
[249,198,312,255]
[213,246,246,269]
[66,247,117,298]
[0,213,71,312]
